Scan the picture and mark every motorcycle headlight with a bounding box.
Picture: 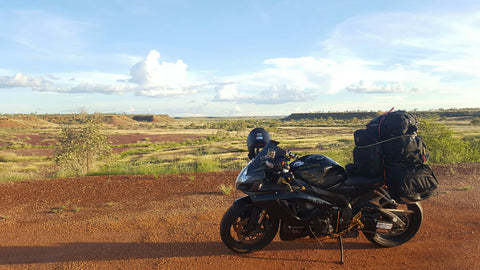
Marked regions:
[236,166,250,184]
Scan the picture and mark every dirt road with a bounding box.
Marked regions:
[0,164,479,269]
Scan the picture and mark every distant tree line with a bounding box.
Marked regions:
[283,108,480,121]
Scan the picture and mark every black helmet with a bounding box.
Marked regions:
[247,128,271,159]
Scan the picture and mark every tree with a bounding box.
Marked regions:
[55,115,111,177]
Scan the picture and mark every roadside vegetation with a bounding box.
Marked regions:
[54,114,111,177]
[0,109,479,181]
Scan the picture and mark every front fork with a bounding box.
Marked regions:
[257,209,267,225]
[247,208,266,229]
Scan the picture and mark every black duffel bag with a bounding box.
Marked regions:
[385,163,439,202]
[352,145,384,178]
[353,128,377,147]
[382,135,427,166]
[367,110,418,140]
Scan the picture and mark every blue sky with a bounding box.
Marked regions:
[1,0,479,116]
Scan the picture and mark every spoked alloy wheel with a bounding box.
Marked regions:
[220,204,279,253]
[363,202,423,247]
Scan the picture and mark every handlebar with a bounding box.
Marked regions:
[286,150,299,159]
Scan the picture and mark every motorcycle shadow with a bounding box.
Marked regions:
[241,240,373,263]
[0,241,228,265]
[267,238,372,252]
[0,240,373,265]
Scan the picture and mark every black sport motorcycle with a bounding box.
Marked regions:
[220,140,423,263]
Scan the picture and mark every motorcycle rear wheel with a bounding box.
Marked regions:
[220,204,279,253]
[363,202,423,247]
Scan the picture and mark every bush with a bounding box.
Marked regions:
[471,117,480,126]
[195,156,220,172]
[0,152,18,162]
[55,115,111,176]
[418,118,480,163]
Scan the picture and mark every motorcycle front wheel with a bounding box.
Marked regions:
[220,204,279,253]
[363,202,423,247]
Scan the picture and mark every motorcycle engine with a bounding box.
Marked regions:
[280,201,337,240]
[310,216,334,235]
[301,203,336,235]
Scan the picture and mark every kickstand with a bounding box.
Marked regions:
[338,236,344,264]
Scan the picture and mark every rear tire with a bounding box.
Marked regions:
[363,203,423,247]
[220,204,279,253]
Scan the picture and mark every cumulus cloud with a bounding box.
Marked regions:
[320,11,480,94]
[0,73,52,89]
[213,11,480,105]
[130,50,186,86]
[214,83,240,101]
[4,8,480,111]
[213,57,330,104]
[0,50,202,97]
[129,50,199,97]
[214,81,316,104]
[346,80,421,94]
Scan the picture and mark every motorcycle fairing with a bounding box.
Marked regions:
[249,189,332,222]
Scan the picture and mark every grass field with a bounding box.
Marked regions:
[1,110,479,181]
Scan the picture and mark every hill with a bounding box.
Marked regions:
[0,114,174,128]
[283,108,480,121]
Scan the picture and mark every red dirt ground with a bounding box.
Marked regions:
[0,163,479,269]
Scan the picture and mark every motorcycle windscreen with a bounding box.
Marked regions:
[240,140,283,183]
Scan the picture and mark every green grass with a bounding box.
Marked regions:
[457,185,474,191]
[1,111,480,181]
[219,184,233,195]
[48,205,67,213]
[0,152,19,162]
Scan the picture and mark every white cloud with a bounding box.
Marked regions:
[320,11,480,95]
[70,83,134,95]
[210,10,480,106]
[130,50,186,86]
[346,80,421,94]
[0,50,202,97]
[3,8,480,114]
[214,83,239,101]
[137,85,198,97]
[213,57,333,103]
[0,73,51,89]
[129,50,200,97]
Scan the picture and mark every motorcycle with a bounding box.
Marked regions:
[220,140,423,264]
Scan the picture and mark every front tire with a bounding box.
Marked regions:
[220,204,279,253]
[363,203,423,247]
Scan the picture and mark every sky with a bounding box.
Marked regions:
[1,0,479,117]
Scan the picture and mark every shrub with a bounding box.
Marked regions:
[418,118,480,163]
[471,117,480,126]
[0,152,18,162]
[195,156,220,172]
[54,115,111,177]
[219,184,233,195]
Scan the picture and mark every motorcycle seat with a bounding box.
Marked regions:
[344,175,384,187]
